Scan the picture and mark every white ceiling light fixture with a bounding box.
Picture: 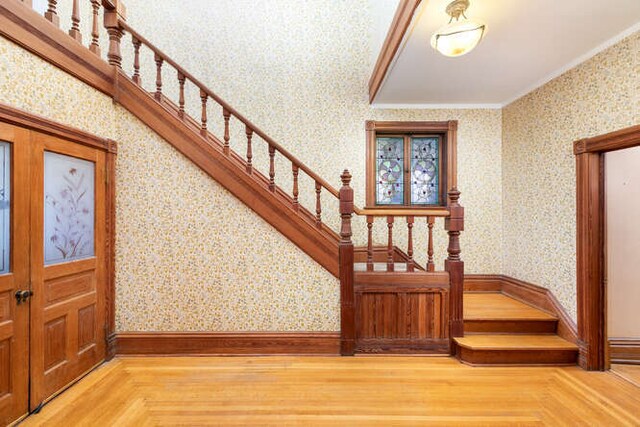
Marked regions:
[430,0,486,57]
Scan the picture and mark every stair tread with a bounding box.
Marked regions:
[464,293,557,321]
[454,334,578,350]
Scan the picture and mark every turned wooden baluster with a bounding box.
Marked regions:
[222,109,230,155]
[89,0,100,55]
[154,53,163,101]
[386,216,394,272]
[177,72,185,118]
[45,0,59,27]
[445,188,464,339]
[245,127,253,173]
[407,216,414,272]
[366,216,374,272]
[427,216,435,272]
[315,182,322,227]
[268,145,276,191]
[131,37,142,84]
[200,90,208,136]
[339,170,355,355]
[292,165,299,211]
[68,0,81,42]
[104,5,123,68]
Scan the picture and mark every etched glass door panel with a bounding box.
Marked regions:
[410,137,439,205]
[0,142,9,274]
[376,137,404,205]
[43,151,95,265]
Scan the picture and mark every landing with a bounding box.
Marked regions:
[464,293,557,321]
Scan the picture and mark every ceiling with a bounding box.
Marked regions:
[373,0,640,107]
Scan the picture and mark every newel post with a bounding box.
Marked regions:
[445,188,464,343]
[103,0,127,68]
[339,170,355,356]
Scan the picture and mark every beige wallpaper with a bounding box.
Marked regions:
[0,36,339,331]
[121,0,504,272]
[1,0,504,332]
[502,31,640,321]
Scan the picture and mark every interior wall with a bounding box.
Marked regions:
[502,31,640,321]
[0,0,502,332]
[121,0,504,273]
[0,36,339,332]
[606,146,640,338]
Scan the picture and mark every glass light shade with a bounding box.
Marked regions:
[430,20,486,57]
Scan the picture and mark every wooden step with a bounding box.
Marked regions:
[464,293,558,334]
[454,334,578,366]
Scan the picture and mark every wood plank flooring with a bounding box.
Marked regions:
[19,356,640,426]
[464,293,556,320]
[612,363,640,388]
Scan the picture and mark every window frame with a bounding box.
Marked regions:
[365,120,458,209]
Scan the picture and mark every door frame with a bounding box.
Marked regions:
[0,102,117,359]
[574,124,640,370]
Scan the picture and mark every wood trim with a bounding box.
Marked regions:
[574,125,640,370]
[574,125,640,154]
[0,0,115,96]
[0,103,113,153]
[365,120,457,208]
[463,274,578,345]
[355,271,449,288]
[368,0,421,103]
[456,346,578,366]
[609,338,640,365]
[115,332,341,356]
[355,207,450,217]
[105,145,117,360]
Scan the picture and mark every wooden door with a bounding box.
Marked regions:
[29,131,107,408]
[0,123,30,425]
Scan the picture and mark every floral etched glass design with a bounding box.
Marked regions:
[0,142,10,274]
[376,137,404,205]
[411,137,439,205]
[44,151,95,265]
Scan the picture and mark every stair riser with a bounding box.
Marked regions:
[456,347,578,366]
[464,320,557,334]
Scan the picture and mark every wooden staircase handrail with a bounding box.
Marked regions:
[353,207,450,217]
[118,20,340,199]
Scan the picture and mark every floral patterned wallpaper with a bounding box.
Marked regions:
[2,0,504,332]
[502,31,640,321]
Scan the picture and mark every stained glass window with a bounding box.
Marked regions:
[411,137,439,205]
[44,151,95,265]
[0,142,9,274]
[375,137,404,205]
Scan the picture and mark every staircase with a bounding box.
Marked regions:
[456,292,578,365]
[1,0,576,366]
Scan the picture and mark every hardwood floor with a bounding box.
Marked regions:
[464,293,556,321]
[19,356,640,426]
[612,363,640,388]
